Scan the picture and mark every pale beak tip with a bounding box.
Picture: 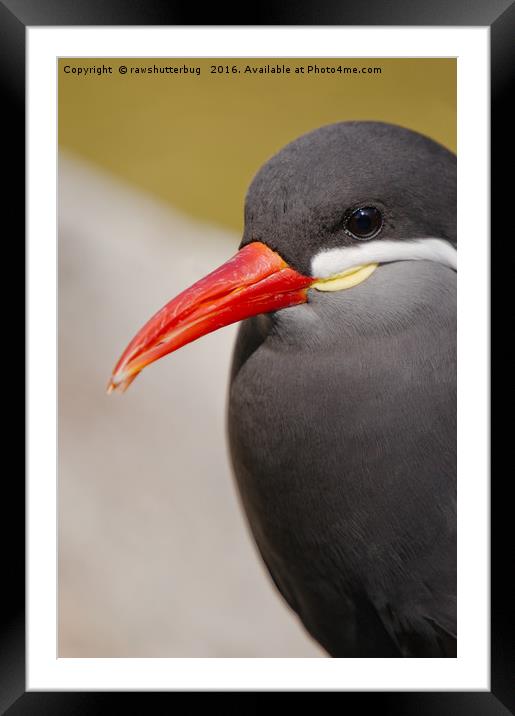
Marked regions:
[106,369,138,395]
[106,371,126,395]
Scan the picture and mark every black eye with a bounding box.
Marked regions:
[345,206,383,240]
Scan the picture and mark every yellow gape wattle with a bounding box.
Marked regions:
[311,263,378,292]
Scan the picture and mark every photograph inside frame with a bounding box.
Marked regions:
[58,57,456,658]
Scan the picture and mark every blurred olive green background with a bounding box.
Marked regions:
[59,58,456,233]
[58,58,456,658]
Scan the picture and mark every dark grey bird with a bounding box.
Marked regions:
[109,121,457,658]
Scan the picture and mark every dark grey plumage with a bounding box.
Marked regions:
[241,121,456,274]
[228,122,456,657]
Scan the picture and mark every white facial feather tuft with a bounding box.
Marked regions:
[311,239,457,279]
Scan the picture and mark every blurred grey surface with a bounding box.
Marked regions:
[58,153,324,657]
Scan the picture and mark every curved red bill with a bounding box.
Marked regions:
[107,242,313,393]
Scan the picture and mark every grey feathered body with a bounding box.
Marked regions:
[228,260,456,657]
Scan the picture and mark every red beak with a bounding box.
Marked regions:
[108,242,313,393]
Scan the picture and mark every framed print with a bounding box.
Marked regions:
[7,0,509,710]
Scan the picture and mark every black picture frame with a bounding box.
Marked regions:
[7,0,509,711]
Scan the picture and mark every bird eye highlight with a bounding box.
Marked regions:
[345,206,383,240]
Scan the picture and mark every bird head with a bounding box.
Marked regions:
[108,121,456,393]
